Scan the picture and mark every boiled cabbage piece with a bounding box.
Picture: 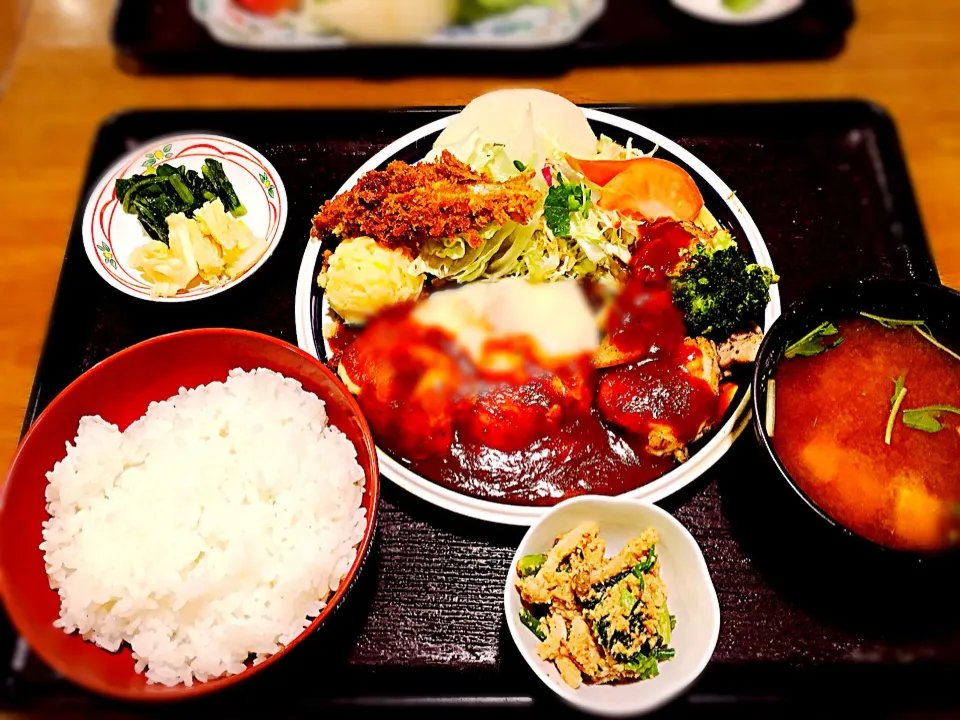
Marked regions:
[128,241,199,298]
[318,236,425,325]
[129,199,266,297]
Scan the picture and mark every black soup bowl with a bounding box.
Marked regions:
[751,277,960,564]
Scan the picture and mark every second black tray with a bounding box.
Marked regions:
[2,100,952,717]
[113,0,855,76]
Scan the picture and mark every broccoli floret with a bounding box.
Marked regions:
[671,244,778,338]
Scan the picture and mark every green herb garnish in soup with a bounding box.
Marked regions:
[783,321,843,359]
[860,312,960,362]
[885,372,909,446]
[901,405,960,434]
[770,316,960,551]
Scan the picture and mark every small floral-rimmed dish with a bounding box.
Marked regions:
[671,0,804,25]
[81,133,287,303]
[504,496,720,717]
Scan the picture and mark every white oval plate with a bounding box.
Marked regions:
[82,133,287,303]
[190,0,605,50]
[671,0,804,25]
[294,107,781,526]
[504,496,720,716]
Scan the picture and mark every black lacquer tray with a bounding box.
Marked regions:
[112,0,855,76]
[3,101,954,719]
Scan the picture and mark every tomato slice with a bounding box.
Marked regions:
[595,157,704,223]
[232,0,298,14]
[565,155,645,187]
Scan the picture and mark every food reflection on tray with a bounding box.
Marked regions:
[191,0,606,48]
[309,89,778,508]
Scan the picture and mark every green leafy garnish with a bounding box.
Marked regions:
[516,553,546,578]
[890,372,907,406]
[784,321,843,359]
[513,159,526,172]
[659,603,673,645]
[859,312,960,363]
[859,312,928,330]
[722,0,763,12]
[519,608,546,641]
[670,614,677,630]
[632,545,657,575]
[622,655,660,679]
[885,373,908,445]
[619,588,637,612]
[114,158,246,245]
[913,326,960,363]
[901,405,960,434]
[543,175,589,238]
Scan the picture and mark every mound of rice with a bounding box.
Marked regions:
[40,368,367,687]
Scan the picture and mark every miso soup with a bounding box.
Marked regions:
[770,316,960,551]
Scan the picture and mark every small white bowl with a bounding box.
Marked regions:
[670,0,804,25]
[503,496,720,717]
[82,133,287,303]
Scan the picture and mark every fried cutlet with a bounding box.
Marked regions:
[311,151,542,253]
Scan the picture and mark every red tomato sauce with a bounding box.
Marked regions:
[603,222,692,357]
[330,221,729,505]
[335,306,674,504]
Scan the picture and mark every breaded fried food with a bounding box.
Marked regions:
[311,151,542,252]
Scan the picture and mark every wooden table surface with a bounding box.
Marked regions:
[0,0,957,471]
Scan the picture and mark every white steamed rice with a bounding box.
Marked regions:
[40,367,367,687]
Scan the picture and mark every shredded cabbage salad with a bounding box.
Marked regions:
[409,131,656,289]
[319,124,734,325]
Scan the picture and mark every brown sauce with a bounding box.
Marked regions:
[772,318,960,551]
[412,413,674,505]
[335,305,677,504]
[597,353,718,443]
[331,221,721,506]
[326,323,362,367]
